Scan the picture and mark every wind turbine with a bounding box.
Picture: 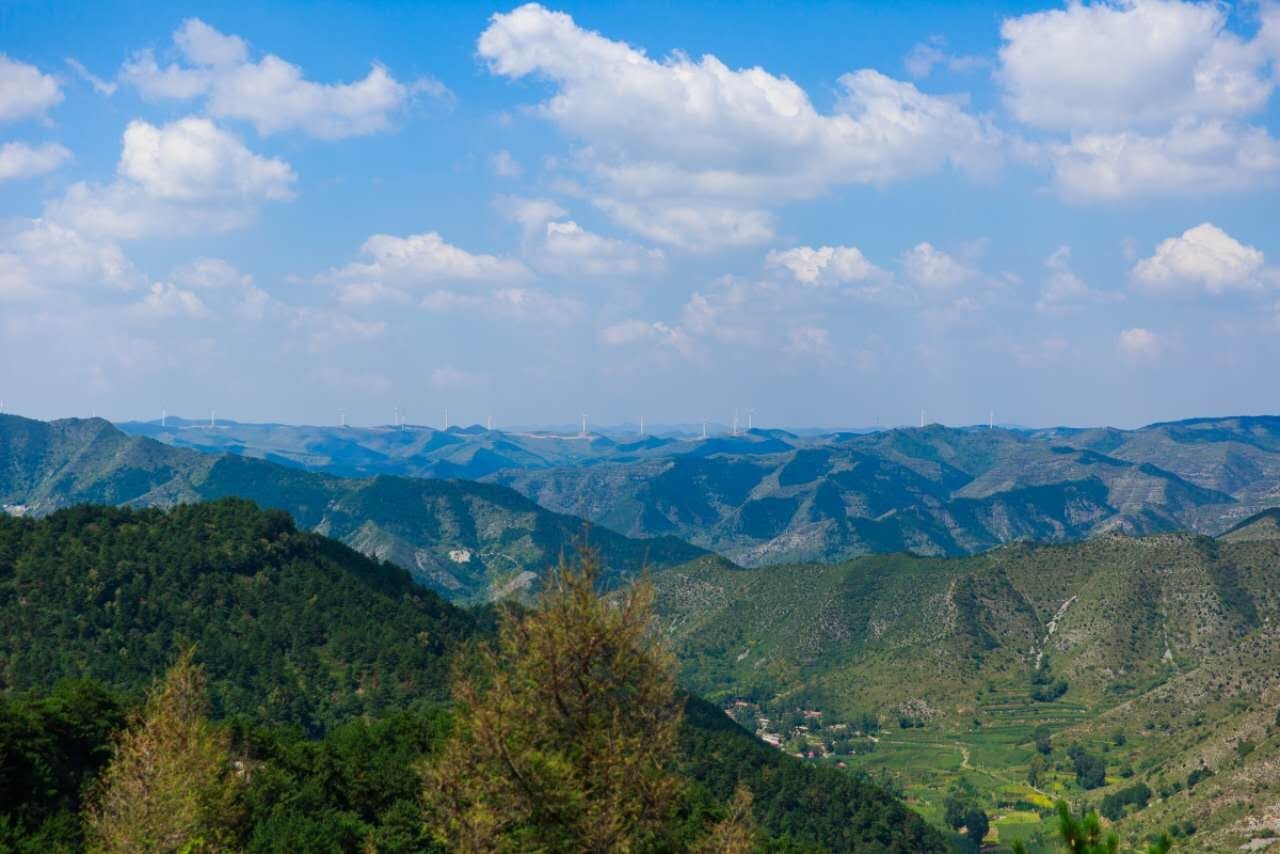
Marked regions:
[919,409,925,428]
[580,413,588,437]
[701,418,708,440]
[210,410,216,429]
[339,409,346,428]
[732,408,739,437]
[989,410,994,430]
[444,408,449,430]
[639,415,645,437]
[746,408,755,431]
[487,415,493,431]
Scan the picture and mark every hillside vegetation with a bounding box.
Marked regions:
[653,528,1280,850]
[0,500,946,852]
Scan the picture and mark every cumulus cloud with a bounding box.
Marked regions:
[126,281,209,322]
[1117,326,1161,359]
[999,0,1280,199]
[1131,222,1268,294]
[0,220,141,301]
[0,141,71,181]
[324,231,530,287]
[118,118,295,201]
[121,18,441,138]
[498,197,666,275]
[0,55,62,122]
[766,245,885,287]
[478,4,999,248]
[44,117,295,240]
[902,242,976,288]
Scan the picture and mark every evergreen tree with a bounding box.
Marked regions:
[84,650,241,853]
[423,547,685,851]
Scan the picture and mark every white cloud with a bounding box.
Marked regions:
[1035,246,1115,313]
[65,58,118,96]
[171,257,251,290]
[325,231,530,286]
[498,197,666,275]
[999,1,1280,199]
[0,141,71,181]
[478,4,999,248]
[592,199,775,251]
[169,257,272,321]
[126,282,208,322]
[0,220,141,301]
[902,242,975,288]
[1131,222,1267,294]
[121,18,440,138]
[44,118,295,240]
[1000,0,1269,133]
[0,55,62,122]
[599,318,691,354]
[904,36,987,79]
[490,150,522,177]
[539,220,665,276]
[1051,121,1280,201]
[118,118,295,201]
[1117,326,1161,359]
[766,245,885,287]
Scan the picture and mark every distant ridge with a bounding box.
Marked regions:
[0,414,706,602]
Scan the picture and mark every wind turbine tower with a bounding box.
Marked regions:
[210,410,216,429]
[487,415,493,431]
[732,408,738,437]
[444,408,449,430]
[339,409,346,428]
[701,419,708,440]
[746,408,755,431]
[161,408,166,428]
[580,413,588,437]
[920,409,925,428]
[989,410,994,430]
[640,415,645,436]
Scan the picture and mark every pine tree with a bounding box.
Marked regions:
[84,650,241,852]
[423,547,685,851]
[694,783,760,854]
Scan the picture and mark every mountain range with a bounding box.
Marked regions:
[0,415,703,603]
[122,414,1280,565]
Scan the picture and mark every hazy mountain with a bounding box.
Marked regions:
[119,415,1280,567]
[0,415,705,602]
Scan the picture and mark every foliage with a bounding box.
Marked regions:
[1068,743,1107,790]
[1010,801,1172,854]
[422,547,686,850]
[0,680,125,851]
[84,651,241,852]
[1100,783,1152,821]
[0,500,477,733]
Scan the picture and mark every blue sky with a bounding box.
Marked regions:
[2,1,1278,429]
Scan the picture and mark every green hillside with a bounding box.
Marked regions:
[652,533,1280,850]
[0,415,705,603]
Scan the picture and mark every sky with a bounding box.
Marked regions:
[1,0,1279,430]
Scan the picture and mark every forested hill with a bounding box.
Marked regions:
[0,414,705,602]
[0,499,476,732]
[0,500,946,851]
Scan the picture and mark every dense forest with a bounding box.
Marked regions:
[0,500,948,851]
